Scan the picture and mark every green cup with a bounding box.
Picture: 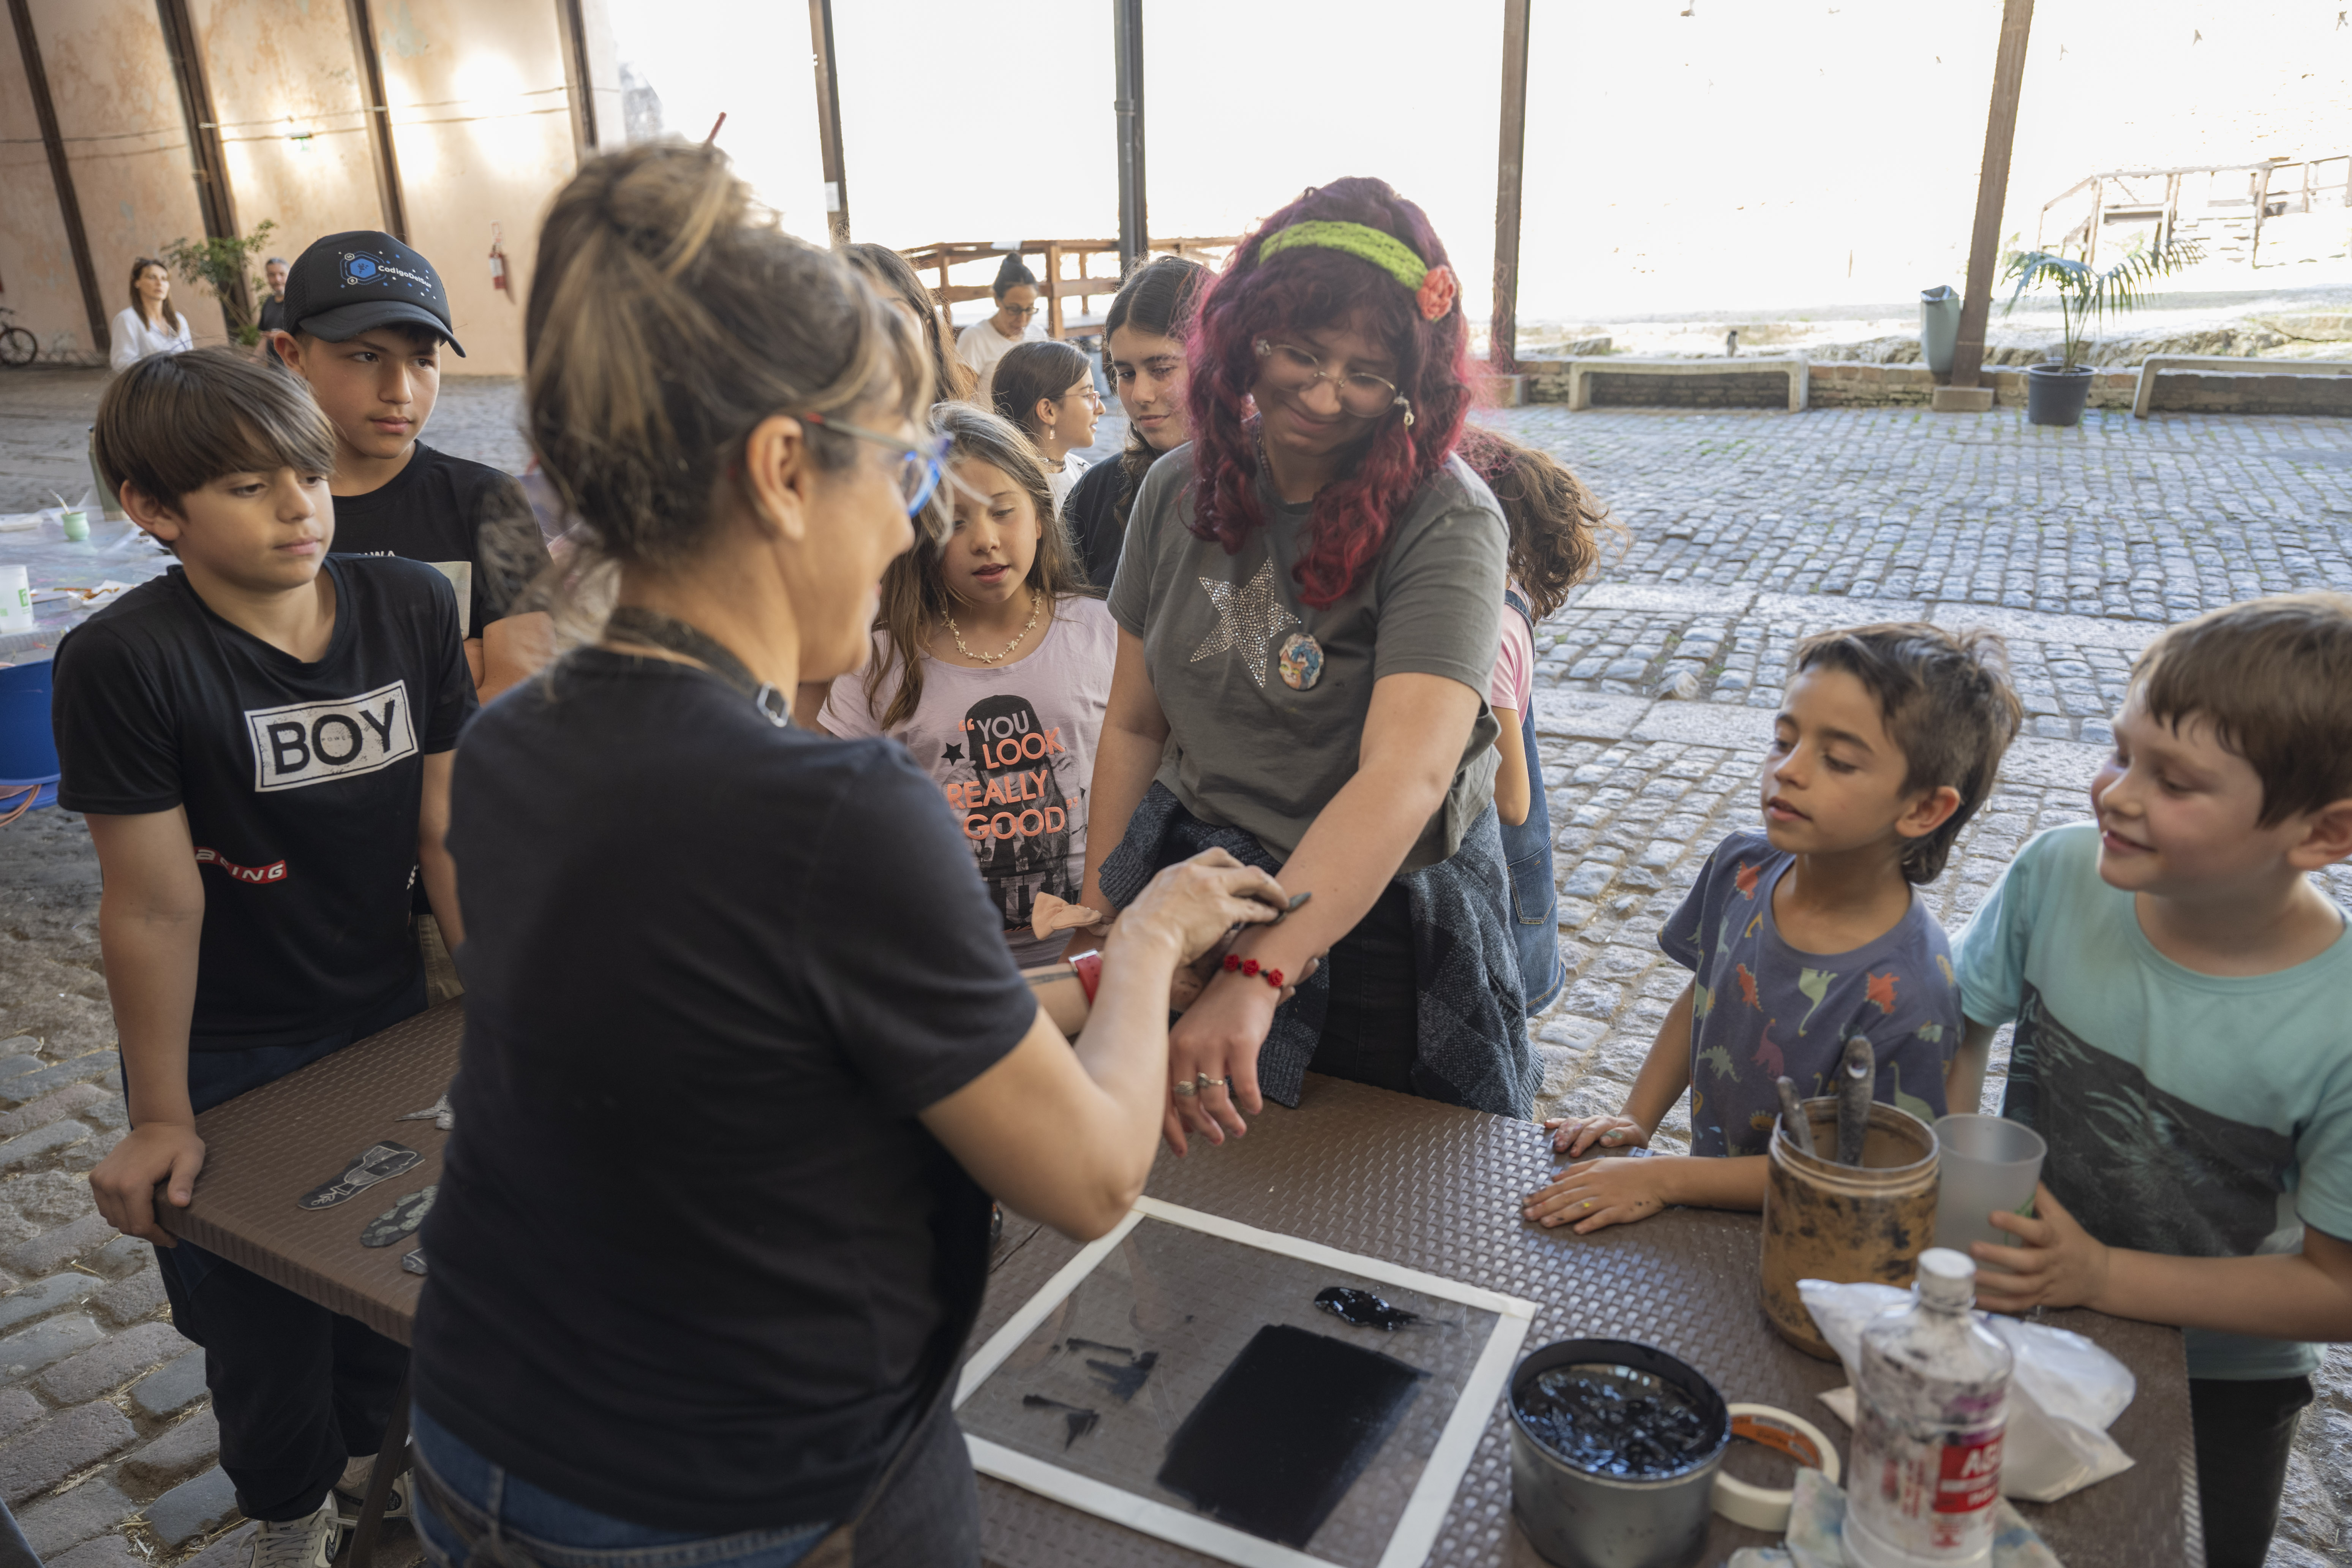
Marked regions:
[60,510,89,542]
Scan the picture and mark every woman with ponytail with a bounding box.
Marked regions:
[409,142,1286,1567]
[953,253,1043,401]
[1072,178,1540,1154]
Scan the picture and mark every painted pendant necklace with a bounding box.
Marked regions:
[945,587,1043,665]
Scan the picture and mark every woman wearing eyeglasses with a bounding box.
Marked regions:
[1072,177,1540,1154]
[408,142,1287,1568]
[990,338,1102,515]
[954,253,1044,402]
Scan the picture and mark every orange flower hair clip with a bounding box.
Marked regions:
[1416,264,1459,323]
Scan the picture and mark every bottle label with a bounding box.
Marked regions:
[1935,1433,2004,1515]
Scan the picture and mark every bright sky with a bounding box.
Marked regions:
[604,0,2350,322]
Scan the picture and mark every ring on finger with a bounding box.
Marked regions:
[1172,1080,1198,1097]
[1198,1074,1230,1091]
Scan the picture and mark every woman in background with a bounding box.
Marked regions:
[954,254,1042,401]
[109,258,191,371]
[1062,255,1205,589]
[847,242,976,403]
[991,339,1101,516]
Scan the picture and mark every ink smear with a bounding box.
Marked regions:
[1157,1324,1426,1548]
[1083,1349,1158,1402]
[1022,1395,1100,1449]
[1514,1363,1717,1478]
[1314,1286,1419,1331]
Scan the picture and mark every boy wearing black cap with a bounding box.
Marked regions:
[272,232,553,703]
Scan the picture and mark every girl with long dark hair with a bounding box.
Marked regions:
[990,338,1101,515]
[110,257,191,371]
[821,402,1114,967]
[1073,177,1540,1152]
[1064,254,1206,588]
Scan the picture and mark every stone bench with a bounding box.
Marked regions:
[2133,353,2352,417]
[1561,354,1808,412]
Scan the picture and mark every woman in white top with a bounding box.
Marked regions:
[109,258,192,371]
[991,339,1101,518]
[954,254,1044,400]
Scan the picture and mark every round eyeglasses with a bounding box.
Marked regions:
[798,412,947,515]
[1253,339,1413,426]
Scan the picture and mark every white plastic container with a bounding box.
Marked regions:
[0,566,32,634]
[1843,1248,2013,1568]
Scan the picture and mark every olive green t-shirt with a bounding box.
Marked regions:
[1106,444,1505,873]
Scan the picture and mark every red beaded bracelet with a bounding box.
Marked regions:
[1222,953,1285,989]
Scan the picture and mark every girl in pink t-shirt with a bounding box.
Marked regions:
[821,404,1114,967]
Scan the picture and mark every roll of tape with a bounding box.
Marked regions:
[1711,1402,1843,1533]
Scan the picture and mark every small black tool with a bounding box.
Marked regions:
[1775,1077,1817,1157]
[1835,1037,1875,1166]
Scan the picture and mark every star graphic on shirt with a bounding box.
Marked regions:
[944,743,963,763]
[1190,561,1302,688]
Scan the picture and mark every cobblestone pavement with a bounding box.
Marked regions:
[3,394,2349,1565]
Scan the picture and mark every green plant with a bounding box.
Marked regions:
[2000,235,2203,371]
[161,219,278,341]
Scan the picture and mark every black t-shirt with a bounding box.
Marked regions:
[256,296,289,335]
[329,443,547,638]
[51,558,475,1050]
[1065,453,1133,591]
[412,650,1035,1532]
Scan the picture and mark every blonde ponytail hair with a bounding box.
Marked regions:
[518,140,928,633]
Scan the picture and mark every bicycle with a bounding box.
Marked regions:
[0,306,38,368]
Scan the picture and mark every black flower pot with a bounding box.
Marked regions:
[2026,363,2093,427]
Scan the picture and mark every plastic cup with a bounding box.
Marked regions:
[1932,1113,2047,1256]
[60,510,88,542]
[0,565,31,634]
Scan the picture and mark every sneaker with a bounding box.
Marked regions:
[336,1457,414,1523]
[334,1454,413,1522]
[248,1497,339,1568]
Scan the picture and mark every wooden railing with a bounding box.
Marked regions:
[2037,157,2351,267]
[899,237,1238,339]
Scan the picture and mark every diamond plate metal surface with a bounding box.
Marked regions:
[971,1074,2197,1568]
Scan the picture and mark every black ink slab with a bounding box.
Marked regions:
[1156,1323,1426,1548]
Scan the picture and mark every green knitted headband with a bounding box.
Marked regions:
[1255,219,1460,322]
[1258,220,1427,291]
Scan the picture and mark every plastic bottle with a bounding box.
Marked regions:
[1843,1248,2013,1568]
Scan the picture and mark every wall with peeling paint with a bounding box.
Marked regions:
[0,15,90,362]
[25,0,227,353]
[0,0,613,377]
[191,0,391,281]
[367,0,577,376]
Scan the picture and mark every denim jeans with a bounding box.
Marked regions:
[410,1405,833,1568]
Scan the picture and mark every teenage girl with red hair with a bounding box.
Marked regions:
[1074,178,1541,1152]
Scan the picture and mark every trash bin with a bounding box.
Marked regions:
[1920,285,1961,378]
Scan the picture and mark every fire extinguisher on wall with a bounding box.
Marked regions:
[489,223,511,299]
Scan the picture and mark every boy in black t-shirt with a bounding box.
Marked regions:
[59,349,476,1568]
[271,231,554,704]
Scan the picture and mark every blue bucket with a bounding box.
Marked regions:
[0,660,61,813]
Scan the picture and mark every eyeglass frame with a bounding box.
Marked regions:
[997,302,1040,319]
[1252,338,1414,426]
[797,410,947,516]
[1059,381,1106,408]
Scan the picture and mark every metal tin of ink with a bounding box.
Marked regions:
[1508,1338,1731,1568]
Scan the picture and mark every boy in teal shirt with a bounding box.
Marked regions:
[1954,593,2352,1568]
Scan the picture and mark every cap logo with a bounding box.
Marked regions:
[339,251,435,294]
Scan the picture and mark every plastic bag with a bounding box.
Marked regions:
[1726,1468,2064,1568]
[1798,1278,2136,1502]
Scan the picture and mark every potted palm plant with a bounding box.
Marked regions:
[2000,236,2202,427]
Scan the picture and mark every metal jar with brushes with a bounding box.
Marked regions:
[1758,1058,1941,1360]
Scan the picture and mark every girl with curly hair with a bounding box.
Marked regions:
[1072,177,1541,1151]
[1458,427,1614,1015]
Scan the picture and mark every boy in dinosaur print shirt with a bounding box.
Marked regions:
[1525,623,2020,1233]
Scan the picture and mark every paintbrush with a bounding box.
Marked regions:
[1775,1076,1817,1157]
[1835,1036,1875,1166]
